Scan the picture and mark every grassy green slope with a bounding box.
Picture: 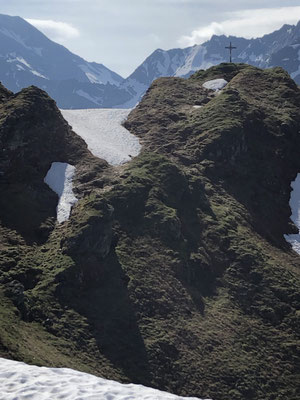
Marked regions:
[1,64,300,400]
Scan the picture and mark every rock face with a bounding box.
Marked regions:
[61,197,114,286]
[1,64,300,400]
[0,14,300,109]
[120,22,300,107]
[0,14,129,108]
[0,83,107,243]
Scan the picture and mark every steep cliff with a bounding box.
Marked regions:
[1,64,300,400]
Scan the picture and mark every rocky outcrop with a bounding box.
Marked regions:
[61,197,114,286]
[0,84,107,243]
[1,64,300,400]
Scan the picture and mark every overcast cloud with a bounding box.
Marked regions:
[179,6,300,46]
[26,19,80,43]
[0,1,299,77]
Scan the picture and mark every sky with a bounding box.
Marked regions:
[0,1,300,77]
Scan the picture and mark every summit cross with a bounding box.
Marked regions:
[225,42,237,63]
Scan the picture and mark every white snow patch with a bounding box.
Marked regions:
[61,109,141,165]
[85,71,101,84]
[0,357,209,400]
[75,89,98,104]
[175,45,213,77]
[202,78,228,91]
[170,53,186,74]
[16,64,25,71]
[30,69,49,79]
[6,56,30,67]
[193,105,203,109]
[16,56,31,68]
[117,78,148,108]
[6,56,48,79]
[44,162,77,223]
[284,174,300,253]
[238,52,265,66]
[249,53,264,63]
[79,63,121,86]
[0,28,30,49]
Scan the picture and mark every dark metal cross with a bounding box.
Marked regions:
[225,42,237,63]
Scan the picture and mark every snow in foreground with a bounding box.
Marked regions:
[61,109,141,165]
[0,358,210,400]
[44,162,77,223]
[285,173,300,254]
[202,79,228,91]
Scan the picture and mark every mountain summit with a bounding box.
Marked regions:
[0,14,130,108]
[0,14,123,86]
[1,64,300,400]
[0,14,299,109]
[121,21,300,107]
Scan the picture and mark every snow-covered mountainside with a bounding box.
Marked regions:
[269,40,300,82]
[0,14,299,109]
[1,64,300,400]
[0,357,208,400]
[121,21,300,107]
[42,109,141,223]
[0,14,127,108]
[60,109,141,165]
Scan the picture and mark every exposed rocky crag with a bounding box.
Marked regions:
[1,64,300,400]
[120,22,300,107]
[0,83,107,243]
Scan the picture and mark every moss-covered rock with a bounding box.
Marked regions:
[1,64,300,400]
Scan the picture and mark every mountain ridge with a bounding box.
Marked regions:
[121,20,300,107]
[0,14,300,109]
[0,14,129,108]
[1,63,300,400]
[0,14,124,85]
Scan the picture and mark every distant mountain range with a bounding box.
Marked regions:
[0,13,300,108]
[1,62,300,400]
[123,22,300,107]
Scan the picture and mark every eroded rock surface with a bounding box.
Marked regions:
[1,64,300,400]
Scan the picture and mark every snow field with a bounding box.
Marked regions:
[0,357,210,400]
[44,162,77,223]
[61,108,141,165]
[284,173,300,254]
[44,108,141,223]
[202,79,228,91]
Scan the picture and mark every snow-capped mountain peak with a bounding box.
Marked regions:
[119,20,300,107]
[0,13,124,104]
[0,14,299,109]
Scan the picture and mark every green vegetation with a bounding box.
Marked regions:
[1,65,300,400]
